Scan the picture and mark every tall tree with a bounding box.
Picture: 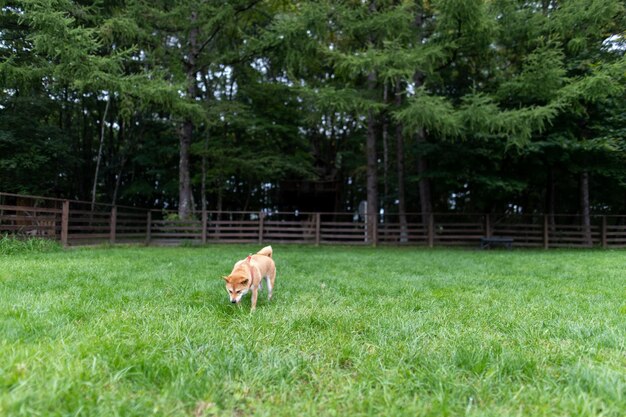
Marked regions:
[129,0,278,218]
[1,0,625,219]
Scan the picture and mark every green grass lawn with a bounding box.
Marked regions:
[1,244,625,416]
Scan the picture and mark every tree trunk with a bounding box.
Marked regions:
[111,160,124,206]
[216,180,223,212]
[414,69,432,225]
[366,70,378,243]
[201,72,212,213]
[201,133,208,212]
[365,0,379,244]
[111,119,126,206]
[382,83,390,218]
[395,81,408,242]
[178,120,194,219]
[580,170,592,246]
[546,167,556,230]
[81,97,91,199]
[91,97,110,211]
[178,11,199,220]
[416,129,432,225]
[413,7,432,226]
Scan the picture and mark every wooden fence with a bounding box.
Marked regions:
[1,192,626,249]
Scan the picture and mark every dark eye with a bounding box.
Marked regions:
[236,290,242,294]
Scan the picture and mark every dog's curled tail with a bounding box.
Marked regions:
[256,245,273,258]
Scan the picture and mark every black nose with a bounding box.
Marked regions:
[231,300,237,304]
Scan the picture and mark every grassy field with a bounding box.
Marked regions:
[1,243,625,416]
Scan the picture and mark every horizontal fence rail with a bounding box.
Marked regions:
[2,192,626,249]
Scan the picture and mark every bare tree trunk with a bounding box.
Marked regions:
[413,7,432,226]
[366,71,378,243]
[365,0,379,244]
[111,120,126,206]
[111,163,124,206]
[580,170,592,246]
[201,73,212,214]
[201,133,209,213]
[178,11,199,220]
[546,167,556,230]
[414,68,432,225]
[395,81,408,242]
[81,97,89,198]
[382,83,390,218]
[216,181,223,212]
[178,120,194,219]
[416,129,432,225]
[91,97,110,211]
[241,183,251,215]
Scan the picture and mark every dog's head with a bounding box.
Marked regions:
[223,270,250,304]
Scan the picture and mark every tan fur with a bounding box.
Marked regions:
[223,246,276,311]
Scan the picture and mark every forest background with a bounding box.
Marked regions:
[1,0,625,223]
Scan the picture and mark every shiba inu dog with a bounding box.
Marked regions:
[223,246,276,311]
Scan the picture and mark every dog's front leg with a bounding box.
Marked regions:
[251,286,258,311]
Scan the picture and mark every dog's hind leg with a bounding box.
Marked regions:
[267,266,276,301]
[264,275,270,298]
[251,286,258,311]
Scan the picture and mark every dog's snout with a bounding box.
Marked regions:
[231,300,237,304]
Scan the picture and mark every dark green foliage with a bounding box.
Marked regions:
[0,0,624,213]
[0,95,76,195]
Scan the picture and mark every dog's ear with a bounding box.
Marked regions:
[241,278,249,285]
[246,255,252,263]
[222,276,229,282]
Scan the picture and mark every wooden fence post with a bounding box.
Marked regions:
[314,213,321,246]
[110,206,117,244]
[428,213,434,248]
[201,210,208,244]
[371,214,378,247]
[146,211,152,245]
[258,211,264,244]
[543,214,549,250]
[61,200,69,247]
[601,216,607,249]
